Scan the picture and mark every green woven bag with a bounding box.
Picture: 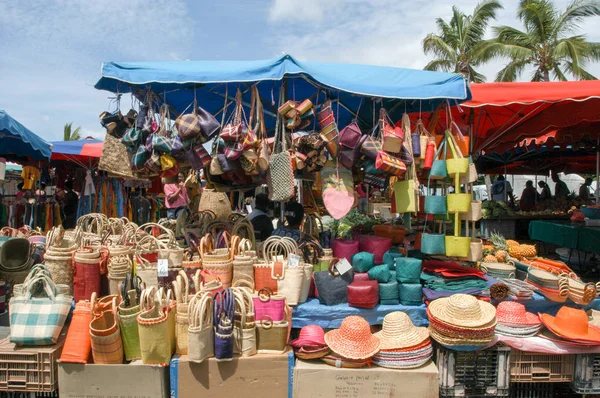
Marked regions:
[382,250,403,270]
[352,252,375,273]
[379,280,399,302]
[367,264,391,283]
[118,291,141,361]
[395,257,423,284]
[398,283,423,305]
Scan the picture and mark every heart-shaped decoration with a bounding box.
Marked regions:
[323,186,354,219]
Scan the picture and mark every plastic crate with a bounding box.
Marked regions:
[572,353,600,394]
[0,334,65,392]
[510,349,574,383]
[0,393,59,398]
[509,382,554,398]
[436,344,511,397]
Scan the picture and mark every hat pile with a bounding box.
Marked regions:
[539,306,600,345]
[291,325,330,360]
[372,312,432,369]
[495,301,541,337]
[323,316,380,368]
[427,294,497,350]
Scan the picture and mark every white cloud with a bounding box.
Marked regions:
[268,0,325,23]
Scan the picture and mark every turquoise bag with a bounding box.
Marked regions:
[429,138,447,179]
[398,283,423,306]
[382,250,403,270]
[421,211,446,255]
[367,264,391,283]
[352,252,375,273]
[379,280,399,303]
[424,174,447,215]
[364,160,385,175]
[395,257,422,283]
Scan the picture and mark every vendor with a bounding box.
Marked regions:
[163,172,189,219]
[61,180,79,229]
[519,180,538,211]
[538,181,551,201]
[492,175,513,204]
[272,201,304,241]
[552,172,570,199]
[579,177,594,202]
[249,193,274,241]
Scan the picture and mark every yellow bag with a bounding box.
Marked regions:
[446,158,469,175]
[447,193,471,213]
[445,236,471,257]
[160,154,177,171]
[394,180,417,213]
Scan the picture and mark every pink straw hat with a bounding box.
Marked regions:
[324,316,380,360]
[291,325,326,348]
[496,301,541,327]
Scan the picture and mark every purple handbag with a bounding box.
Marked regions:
[187,144,211,170]
[411,133,421,158]
[339,121,362,149]
[171,134,185,159]
[217,154,241,172]
[214,289,234,361]
[339,135,367,170]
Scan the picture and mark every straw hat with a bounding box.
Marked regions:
[324,316,380,360]
[374,312,429,350]
[291,325,326,348]
[540,307,600,343]
[428,294,496,328]
[496,301,541,327]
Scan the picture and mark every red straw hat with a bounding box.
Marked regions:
[496,301,541,327]
[324,316,380,360]
[540,306,600,343]
[291,325,326,348]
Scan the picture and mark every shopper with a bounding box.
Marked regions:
[492,175,513,203]
[538,181,551,201]
[272,201,304,241]
[519,180,538,211]
[163,172,189,219]
[579,177,594,202]
[552,172,570,199]
[62,180,79,229]
[248,193,274,241]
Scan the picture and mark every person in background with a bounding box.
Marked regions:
[538,181,551,201]
[248,193,273,241]
[15,182,26,201]
[520,180,538,211]
[164,172,189,219]
[272,201,305,241]
[552,172,570,199]
[579,177,594,202]
[62,180,79,229]
[355,183,368,214]
[35,182,47,202]
[492,175,513,203]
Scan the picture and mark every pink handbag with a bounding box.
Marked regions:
[331,239,359,263]
[358,235,392,265]
[253,288,286,322]
[339,121,362,149]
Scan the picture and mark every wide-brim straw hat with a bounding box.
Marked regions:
[540,306,600,343]
[324,316,380,360]
[428,294,496,328]
[496,301,541,327]
[374,311,429,350]
[291,325,327,348]
[429,327,495,348]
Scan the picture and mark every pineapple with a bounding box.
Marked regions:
[495,250,508,262]
[509,245,523,259]
[490,232,509,251]
[520,244,537,258]
[483,254,498,263]
[482,244,495,251]
[506,239,520,247]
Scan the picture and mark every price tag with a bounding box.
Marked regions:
[157,259,169,277]
[334,258,353,275]
[246,205,253,214]
[288,254,301,267]
[380,207,392,220]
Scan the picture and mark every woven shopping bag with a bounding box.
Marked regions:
[187,291,214,363]
[200,234,233,289]
[73,247,108,302]
[90,296,123,364]
[10,274,73,346]
[233,287,257,357]
[268,90,295,202]
[60,300,92,363]
[137,287,176,365]
[198,189,232,220]
[214,289,235,362]
[173,271,192,355]
[256,315,289,354]
[118,289,142,361]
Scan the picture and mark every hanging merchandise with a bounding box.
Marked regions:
[393,113,419,213]
[198,188,232,220]
[322,167,354,220]
[294,133,328,173]
[381,109,404,153]
[268,88,295,202]
[176,95,220,143]
[317,101,339,156]
[338,116,365,170]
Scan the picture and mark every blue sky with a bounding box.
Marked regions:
[1,0,599,143]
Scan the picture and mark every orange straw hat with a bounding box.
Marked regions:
[324,316,380,360]
[428,294,496,328]
[540,306,600,343]
[496,301,541,326]
[374,311,429,350]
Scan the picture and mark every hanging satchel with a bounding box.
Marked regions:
[268,89,295,202]
[380,109,404,153]
[176,100,202,141]
[221,89,245,142]
[360,125,383,159]
[429,136,448,179]
[187,291,214,363]
[375,152,406,177]
[187,142,212,170]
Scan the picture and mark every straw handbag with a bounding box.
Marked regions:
[200,234,233,289]
[90,296,123,364]
[73,247,108,302]
[268,90,295,202]
[254,236,298,297]
[460,184,482,222]
[107,246,132,296]
[60,300,92,364]
[173,270,192,355]
[118,288,142,361]
[214,289,235,362]
[256,315,289,354]
[187,291,214,363]
[232,238,256,289]
[253,288,287,322]
[460,221,483,262]
[43,249,75,286]
[199,189,232,220]
[233,287,257,357]
[445,220,471,258]
[137,287,176,365]
[99,132,138,179]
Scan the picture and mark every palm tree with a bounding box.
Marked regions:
[491,0,600,81]
[423,0,503,83]
[63,122,82,141]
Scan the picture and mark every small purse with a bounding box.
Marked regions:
[213,289,235,362]
[360,125,383,159]
[176,102,202,141]
[375,152,406,177]
[347,280,379,309]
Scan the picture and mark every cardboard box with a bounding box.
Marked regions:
[170,351,294,398]
[58,361,170,398]
[293,359,439,398]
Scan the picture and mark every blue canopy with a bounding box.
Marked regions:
[0,109,51,161]
[95,54,471,132]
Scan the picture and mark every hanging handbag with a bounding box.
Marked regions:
[121,127,144,148]
[224,141,244,160]
[360,124,383,159]
[445,220,471,258]
[313,259,354,306]
[347,280,379,309]
[421,214,446,255]
[375,152,406,177]
[461,221,483,262]
[322,167,355,220]
[187,291,214,363]
[10,274,72,346]
[460,156,478,184]
[99,132,138,179]
[187,142,212,170]
[339,121,362,150]
[381,109,404,153]
[214,289,235,362]
[176,100,202,141]
[171,134,186,159]
[424,175,447,215]
[221,89,245,142]
[393,179,417,213]
[445,128,469,176]
[317,101,339,142]
[268,89,295,202]
[364,174,387,188]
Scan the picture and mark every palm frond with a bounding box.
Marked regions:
[552,65,569,80]
[473,40,533,62]
[564,60,598,79]
[554,0,600,37]
[423,59,455,72]
[517,0,557,43]
[423,34,458,61]
[466,0,503,47]
[468,65,488,83]
[435,17,459,46]
[495,59,530,81]
[554,35,589,70]
[494,25,535,49]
